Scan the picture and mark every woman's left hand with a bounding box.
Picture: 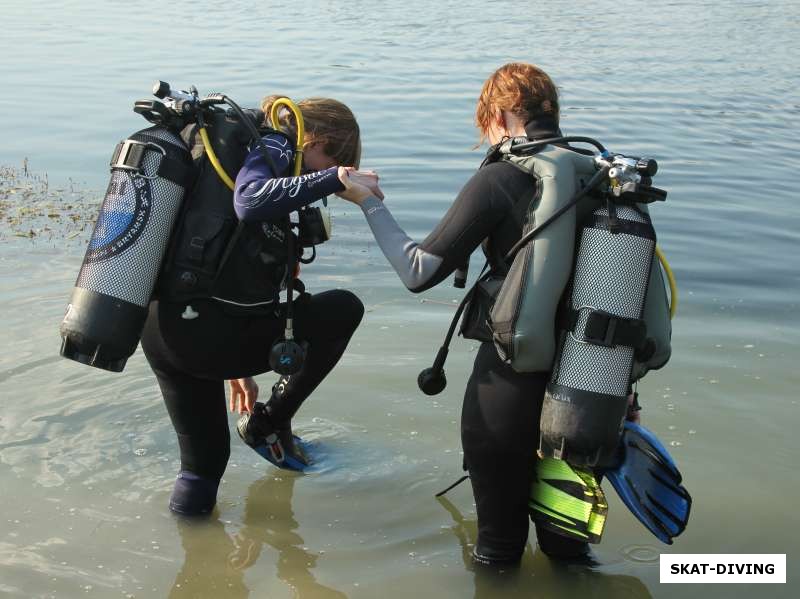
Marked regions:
[228,377,259,414]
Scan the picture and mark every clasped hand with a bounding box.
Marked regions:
[336,167,384,205]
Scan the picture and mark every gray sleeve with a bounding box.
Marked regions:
[359,196,443,292]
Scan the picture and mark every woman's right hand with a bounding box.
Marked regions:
[336,167,384,205]
[228,377,259,414]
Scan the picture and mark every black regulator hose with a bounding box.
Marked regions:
[512,135,607,155]
[417,162,611,396]
[208,93,305,375]
[504,164,610,262]
[417,292,474,396]
[206,94,282,177]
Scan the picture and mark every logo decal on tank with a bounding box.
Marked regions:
[85,173,151,263]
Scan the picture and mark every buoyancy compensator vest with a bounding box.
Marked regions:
[157,109,293,312]
[490,143,600,372]
[418,135,673,468]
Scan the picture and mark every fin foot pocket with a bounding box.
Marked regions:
[237,403,310,472]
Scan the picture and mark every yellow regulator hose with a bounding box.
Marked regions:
[655,245,678,319]
[199,126,235,191]
[269,97,305,176]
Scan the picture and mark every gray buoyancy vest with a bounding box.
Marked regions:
[489,144,672,379]
[632,244,672,380]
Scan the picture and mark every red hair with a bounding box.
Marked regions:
[475,63,560,144]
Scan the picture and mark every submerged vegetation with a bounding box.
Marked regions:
[0,160,99,242]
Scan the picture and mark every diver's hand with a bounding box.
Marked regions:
[228,377,259,414]
[336,167,384,205]
[349,169,384,200]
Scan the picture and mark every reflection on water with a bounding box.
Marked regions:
[437,496,653,599]
[171,518,248,598]
[171,474,346,599]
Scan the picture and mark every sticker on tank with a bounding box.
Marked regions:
[85,173,152,262]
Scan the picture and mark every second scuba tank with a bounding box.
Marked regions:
[59,126,192,371]
[538,203,656,466]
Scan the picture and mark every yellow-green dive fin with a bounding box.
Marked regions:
[529,457,606,544]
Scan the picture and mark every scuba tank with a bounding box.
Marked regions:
[537,155,669,466]
[538,201,657,467]
[418,137,672,469]
[59,82,261,371]
[59,122,192,371]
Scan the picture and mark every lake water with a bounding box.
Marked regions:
[1,1,799,597]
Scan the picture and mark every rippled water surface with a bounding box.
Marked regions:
[1,1,799,597]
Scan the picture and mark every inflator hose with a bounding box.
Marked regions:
[198,126,235,191]
[269,98,305,177]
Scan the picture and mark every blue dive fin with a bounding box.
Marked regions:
[252,434,310,472]
[605,421,691,544]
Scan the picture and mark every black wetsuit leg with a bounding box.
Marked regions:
[140,290,364,481]
[461,343,588,564]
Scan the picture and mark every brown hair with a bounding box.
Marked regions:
[475,62,560,144]
[261,95,362,168]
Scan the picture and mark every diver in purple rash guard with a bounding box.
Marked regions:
[140,96,382,516]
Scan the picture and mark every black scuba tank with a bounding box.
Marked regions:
[59,126,192,371]
[538,203,656,467]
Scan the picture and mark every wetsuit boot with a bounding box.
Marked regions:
[169,471,220,515]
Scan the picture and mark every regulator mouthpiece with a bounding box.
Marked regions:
[418,346,449,395]
[418,367,447,395]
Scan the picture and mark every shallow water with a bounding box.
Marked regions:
[1,0,799,597]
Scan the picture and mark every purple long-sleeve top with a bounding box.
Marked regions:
[233,133,345,221]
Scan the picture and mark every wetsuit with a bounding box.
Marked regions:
[359,117,587,562]
[141,134,364,483]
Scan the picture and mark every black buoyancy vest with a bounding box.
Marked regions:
[156,108,295,314]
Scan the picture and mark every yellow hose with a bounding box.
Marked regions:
[655,245,678,319]
[199,126,235,191]
[268,97,305,176]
